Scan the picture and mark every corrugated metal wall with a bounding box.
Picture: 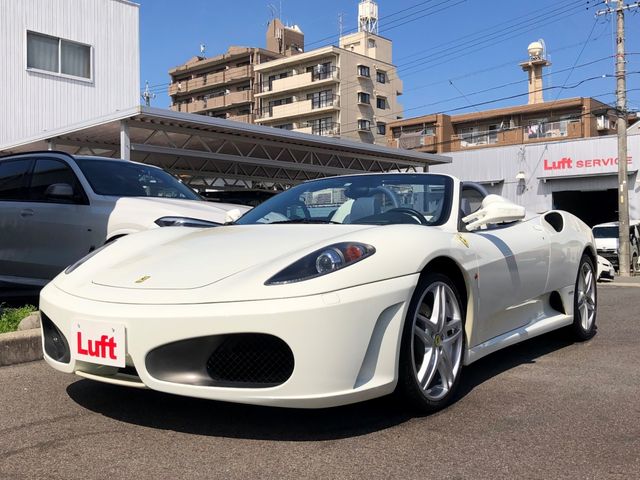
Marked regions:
[430,134,640,219]
[0,0,139,145]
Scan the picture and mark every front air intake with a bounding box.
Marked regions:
[206,334,294,387]
[41,312,70,363]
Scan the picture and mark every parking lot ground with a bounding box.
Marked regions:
[0,286,639,480]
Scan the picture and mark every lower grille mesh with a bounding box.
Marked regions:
[206,334,294,387]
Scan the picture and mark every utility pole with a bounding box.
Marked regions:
[596,0,640,276]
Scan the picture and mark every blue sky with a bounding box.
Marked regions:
[139,0,640,116]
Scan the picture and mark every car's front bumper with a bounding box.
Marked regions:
[39,275,419,408]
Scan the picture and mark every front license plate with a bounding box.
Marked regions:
[72,320,126,368]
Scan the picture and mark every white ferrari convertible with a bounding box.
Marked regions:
[40,173,598,412]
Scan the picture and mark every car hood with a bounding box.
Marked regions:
[91,225,372,290]
[595,237,617,251]
[52,223,450,304]
[110,197,250,224]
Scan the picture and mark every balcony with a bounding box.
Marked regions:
[256,95,340,122]
[525,119,581,141]
[258,67,340,95]
[172,90,252,114]
[169,65,252,96]
[295,121,340,137]
[227,113,253,123]
[395,133,437,153]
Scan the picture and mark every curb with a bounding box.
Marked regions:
[0,328,42,367]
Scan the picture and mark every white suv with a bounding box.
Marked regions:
[592,220,640,273]
[0,152,249,287]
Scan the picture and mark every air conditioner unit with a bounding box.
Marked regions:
[597,115,610,131]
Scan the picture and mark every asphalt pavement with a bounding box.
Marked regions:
[0,284,638,480]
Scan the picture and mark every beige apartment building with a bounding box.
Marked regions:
[253,29,403,145]
[167,18,305,122]
[168,47,279,122]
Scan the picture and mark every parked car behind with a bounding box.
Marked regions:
[596,255,615,281]
[592,220,640,273]
[0,151,249,287]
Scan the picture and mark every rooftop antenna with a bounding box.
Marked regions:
[267,3,277,20]
[338,12,345,38]
[199,42,206,58]
[141,81,156,107]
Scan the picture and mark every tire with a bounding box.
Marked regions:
[571,254,597,341]
[397,272,465,413]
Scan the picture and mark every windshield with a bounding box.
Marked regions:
[236,174,453,226]
[75,159,201,200]
[593,226,618,239]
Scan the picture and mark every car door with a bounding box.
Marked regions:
[21,157,101,280]
[470,220,550,344]
[0,157,35,283]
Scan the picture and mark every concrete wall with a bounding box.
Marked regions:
[0,0,139,145]
[429,134,640,219]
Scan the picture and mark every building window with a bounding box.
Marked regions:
[376,97,387,109]
[376,71,387,84]
[308,117,336,136]
[358,92,370,104]
[275,123,294,130]
[526,117,574,139]
[307,90,334,108]
[376,122,386,135]
[357,65,370,77]
[358,119,371,131]
[26,31,91,80]
[459,125,498,147]
[368,39,376,48]
[307,62,333,81]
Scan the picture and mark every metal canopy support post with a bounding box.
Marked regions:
[120,121,131,160]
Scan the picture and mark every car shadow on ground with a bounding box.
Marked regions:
[66,329,577,441]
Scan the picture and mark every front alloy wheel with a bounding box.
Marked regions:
[398,273,465,412]
[571,254,597,341]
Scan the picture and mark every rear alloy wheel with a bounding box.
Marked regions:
[398,273,465,412]
[571,254,597,341]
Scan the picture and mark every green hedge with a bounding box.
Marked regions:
[0,305,37,334]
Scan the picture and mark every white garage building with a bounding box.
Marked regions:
[430,131,640,226]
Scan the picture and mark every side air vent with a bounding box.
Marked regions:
[544,212,564,233]
[549,291,566,314]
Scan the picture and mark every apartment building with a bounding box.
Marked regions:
[387,97,617,154]
[387,41,617,153]
[167,18,306,121]
[253,1,403,145]
[168,47,280,122]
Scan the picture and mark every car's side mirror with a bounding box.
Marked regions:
[224,208,244,224]
[462,195,525,231]
[44,183,74,199]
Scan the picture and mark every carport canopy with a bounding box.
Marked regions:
[0,106,450,190]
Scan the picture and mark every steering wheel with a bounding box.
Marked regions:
[288,200,310,219]
[372,186,400,208]
[385,207,429,225]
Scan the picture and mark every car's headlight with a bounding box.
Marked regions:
[64,242,113,274]
[265,242,375,285]
[155,216,220,228]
